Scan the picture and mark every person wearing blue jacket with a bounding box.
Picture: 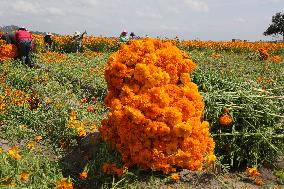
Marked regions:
[119,30,130,43]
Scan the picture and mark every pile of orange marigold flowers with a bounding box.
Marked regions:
[0,44,18,62]
[99,39,215,174]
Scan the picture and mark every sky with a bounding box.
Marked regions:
[0,0,283,41]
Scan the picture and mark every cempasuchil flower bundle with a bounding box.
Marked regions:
[99,39,215,174]
[0,44,18,62]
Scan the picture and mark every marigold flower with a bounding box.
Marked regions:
[81,98,87,103]
[171,173,180,182]
[57,178,74,189]
[87,106,95,112]
[7,146,21,160]
[77,126,87,137]
[255,179,265,185]
[27,141,36,150]
[256,76,264,83]
[19,124,27,129]
[89,121,97,132]
[246,167,261,178]
[219,114,233,126]
[20,171,29,182]
[208,153,216,165]
[211,53,221,58]
[258,48,269,60]
[272,55,282,63]
[79,171,88,180]
[34,135,42,142]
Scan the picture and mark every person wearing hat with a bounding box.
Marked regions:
[44,32,53,51]
[130,32,139,40]
[15,27,33,67]
[0,32,17,45]
[119,30,130,43]
[73,30,87,53]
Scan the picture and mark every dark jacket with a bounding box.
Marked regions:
[44,35,52,45]
[1,33,16,45]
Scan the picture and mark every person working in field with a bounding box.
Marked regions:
[44,32,53,51]
[119,30,130,43]
[73,30,87,53]
[15,27,33,67]
[0,32,17,45]
[130,32,139,40]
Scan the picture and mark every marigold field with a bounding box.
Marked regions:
[0,36,283,189]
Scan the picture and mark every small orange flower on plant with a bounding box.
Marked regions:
[89,121,96,132]
[57,178,74,189]
[272,55,282,63]
[87,106,95,112]
[208,153,216,165]
[20,171,29,182]
[255,179,265,185]
[7,146,21,160]
[27,141,36,150]
[81,98,87,103]
[211,53,221,58]
[219,114,233,126]
[34,135,42,142]
[171,173,180,182]
[246,167,261,178]
[79,171,88,180]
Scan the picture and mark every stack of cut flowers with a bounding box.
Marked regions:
[0,44,17,62]
[99,39,215,174]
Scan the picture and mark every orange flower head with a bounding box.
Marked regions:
[20,171,29,182]
[255,179,265,185]
[208,153,216,165]
[27,141,36,150]
[7,146,21,160]
[77,126,87,137]
[211,53,221,58]
[246,167,261,178]
[34,135,42,142]
[272,55,282,63]
[171,173,180,182]
[81,98,87,103]
[57,178,74,189]
[79,171,88,180]
[219,114,233,126]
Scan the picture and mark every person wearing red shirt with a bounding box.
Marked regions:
[15,27,33,67]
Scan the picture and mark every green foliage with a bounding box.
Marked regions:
[191,50,284,168]
[264,12,284,40]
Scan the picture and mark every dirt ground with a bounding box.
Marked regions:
[60,133,284,189]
